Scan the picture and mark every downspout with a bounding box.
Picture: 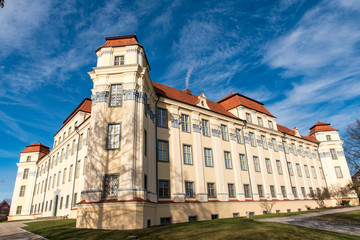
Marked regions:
[155,94,160,202]
[282,133,294,196]
[241,120,254,200]
[70,127,81,210]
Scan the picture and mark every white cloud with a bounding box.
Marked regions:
[264,0,360,133]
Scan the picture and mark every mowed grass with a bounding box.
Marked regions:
[250,207,332,220]
[315,210,360,225]
[23,217,358,240]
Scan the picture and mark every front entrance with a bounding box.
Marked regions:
[54,195,58,216]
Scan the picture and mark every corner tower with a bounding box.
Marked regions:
[309,122,352,187]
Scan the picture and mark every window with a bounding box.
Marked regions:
[330,149,338,160]
[257,185,264,198]
[301,187,306,197]
[45,201,48,212]
[26,156,31,162]
[292,187,298,198]
[335,166,343,178]
[268,120,273,129]
[183,145,192,164]
[19,186,26,197]
[63,169,67,184]
[221,124,229,141]
[253,156,260,172]
[60,197,63,209]
[160,217,172,225]
[158,180,170,198]
[270,185,276,198]
[211,214,219,219]
[244,184,251,198]
[207,183,216,198]
[272,138,278,151]
[16,206,22,215]
[304,165,310,178]
[228,184,235,198]
[204,148,213,167]
[144,174,147,191]
[246,113,252,122]
[265,158,272,173]
[319,167,325,179]
[281,186,287,198]
[79,134,83,150]
[249,132,256,147]
[202,119,210,136]
[75,160,81,178]
[283,141,289,153]
[114,55,124,66]
[73,193,77,207]
[188,216,198,222]
[185,181,195,198]
[257,117,263,126]
[235,128,242,143]
[233,212,239,217]
[261,135,267,149]
[68,165,73,182]
[181,114,190,132]
[157,140,169,162]
[144,130,147,156]
[292,143,297,156]
[240,154,247,171]
[287,162,294,176]
[311,166,317,179]
[57,172,61,186]
[48,176,52,190]
[103,174,119,198]
[296,163,302,177]
[107,124,121,149]
[224,151,232,169]
[156,108,168,128]
[72,139,76,155]
[65,195,69,208]
[23,168,29,179]
[326,135,331,141]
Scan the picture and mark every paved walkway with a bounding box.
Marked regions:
[0,220,46,240]
[258,206,360,237]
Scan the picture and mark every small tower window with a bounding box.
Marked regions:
[114,56,124,66]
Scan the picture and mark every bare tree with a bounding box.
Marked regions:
[328,184,350,206]
[0,0,4,8]
[309,188,330,208]
[347,182,360,203]
[259,198,276,214]
[344,119,360,174]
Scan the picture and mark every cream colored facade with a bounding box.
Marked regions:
[9,35,356,228]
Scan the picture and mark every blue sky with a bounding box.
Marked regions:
[1,0,360,201]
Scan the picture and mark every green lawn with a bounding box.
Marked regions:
[23,217,358,240]
[250,207,332,219]
[315,210,360,225]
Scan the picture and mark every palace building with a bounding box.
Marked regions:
[8,35,356,229]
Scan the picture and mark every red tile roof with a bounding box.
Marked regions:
[96,35,139,51]
[309,122,338,136]
[217,93,275,118]
[0,200,10,208]
[277,124,318,143]
[152,81,238,119]
[62,98,92,127]
[21,142,50,160]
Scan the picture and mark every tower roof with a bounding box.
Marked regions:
[21,142,50,160]
[309,122,338,136]
[96,34,139,51]
[217,93,275,118]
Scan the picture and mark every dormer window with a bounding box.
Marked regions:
[268,120,273,129]
[114,56,124,66]
[257,117,263,126]
[246,113,252,122]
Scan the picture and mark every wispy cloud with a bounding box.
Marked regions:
[263,0,360,134]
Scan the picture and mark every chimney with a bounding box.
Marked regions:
[183,88,192,95]
[293,127,301,137]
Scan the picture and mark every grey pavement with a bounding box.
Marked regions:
[0,220,47,240]
[258,206,360,237]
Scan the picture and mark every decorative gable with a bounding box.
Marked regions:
[196,93,210,109]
